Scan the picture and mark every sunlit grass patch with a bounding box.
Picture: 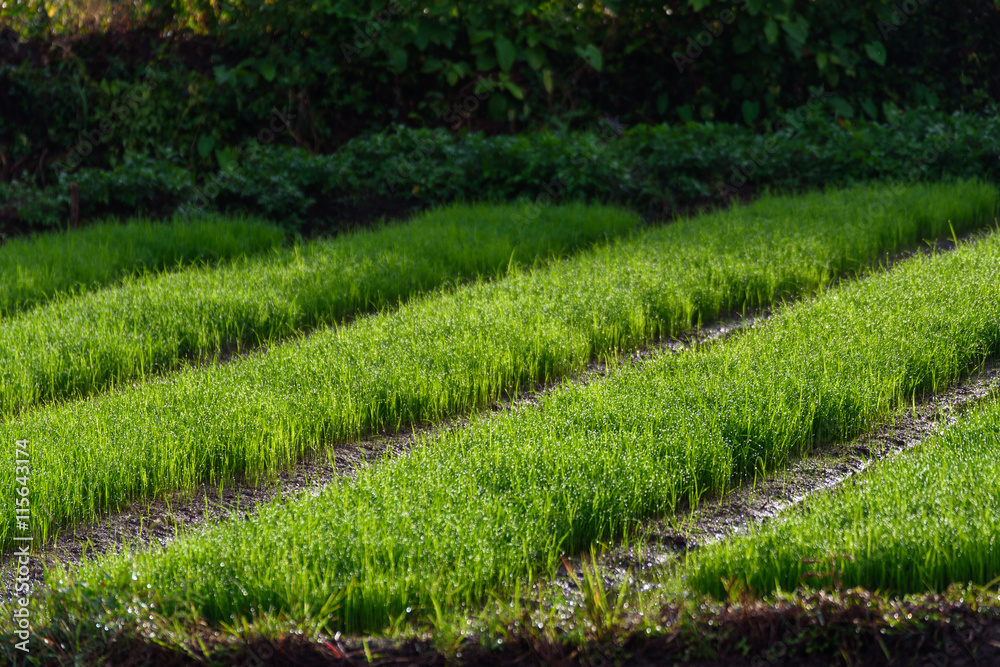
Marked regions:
[33,181,1000,635]
[0,202,635,418]
[689,393,1000,598]
[0,215,285,317]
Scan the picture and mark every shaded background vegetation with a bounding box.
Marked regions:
[2,0,999,179]
[0,0,997,234]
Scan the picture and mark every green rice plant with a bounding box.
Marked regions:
[55,199,1000,634]
[0,183,994,546]
[688,395,1000,598]
[0,202,636,417]
[0,216,286,317]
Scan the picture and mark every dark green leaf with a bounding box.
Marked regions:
[575,44,603,72]
[197,134,215,158]
[764,19,780,45]
[865,41,887,66]
[495,37,517,72]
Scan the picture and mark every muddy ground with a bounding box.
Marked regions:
[24,589,1000,666]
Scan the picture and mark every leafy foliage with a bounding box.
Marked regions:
[3,109,998,230]
[1,0,997,181]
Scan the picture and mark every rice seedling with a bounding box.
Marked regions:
[0,215,285,317]
[0,183,993,543]
[0,202,636,417]
[27,182,1000,635]
[687,394,1000,598]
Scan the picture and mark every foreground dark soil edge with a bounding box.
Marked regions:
[12,588,1000,666]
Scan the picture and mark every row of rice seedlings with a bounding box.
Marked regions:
[687,393,1000,598]
[0,182,993,549]
[0,203,637,418]
[0,215,285,318]
[52,208,1000,634]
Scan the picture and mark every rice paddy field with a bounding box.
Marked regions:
[688,395,1000,597]
[0,216,286,317]
[0,203,635,418]
[4,180,1000,665]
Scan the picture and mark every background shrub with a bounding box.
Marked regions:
[3,108,996,232]
[1,0,997,186]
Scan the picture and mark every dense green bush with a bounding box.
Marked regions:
[1,0,997,182]
[4,108,998,231]
[1,154,192,230]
